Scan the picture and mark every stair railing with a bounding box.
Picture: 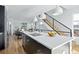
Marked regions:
[43,13,72,37]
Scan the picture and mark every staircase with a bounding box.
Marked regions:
[42,13,72,37]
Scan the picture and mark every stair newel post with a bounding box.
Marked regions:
[70,29,72,37]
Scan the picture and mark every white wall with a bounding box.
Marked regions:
[6,5,56,33]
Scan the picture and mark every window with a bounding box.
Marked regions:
[73,14,79,21]
[73,14,79,25]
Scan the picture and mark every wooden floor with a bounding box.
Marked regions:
[0,35,25,54]
[1,35,79,54]
[72,41,79,54]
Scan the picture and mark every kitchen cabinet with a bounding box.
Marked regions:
[0,5,5,50]
[21,31,72,54]
[22,33,51,54]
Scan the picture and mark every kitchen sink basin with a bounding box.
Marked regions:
[30,33,42,36]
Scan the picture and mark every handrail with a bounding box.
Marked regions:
[45,13,71,30]
[44,13,72,37]
[43,18,60,35]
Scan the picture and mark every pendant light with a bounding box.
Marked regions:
[52,6,64,16]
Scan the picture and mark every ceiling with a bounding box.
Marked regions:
[6,5,79,22]
[5,5,79,32]
[6,5,55,22]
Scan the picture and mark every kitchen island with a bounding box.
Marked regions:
[21,31,72,54]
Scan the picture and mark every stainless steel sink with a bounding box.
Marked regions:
[30,33,42,36]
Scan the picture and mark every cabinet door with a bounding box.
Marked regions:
[23,35,38,53]
[0,5,4,32]
[22,34,51,54]
[0,5,5,50]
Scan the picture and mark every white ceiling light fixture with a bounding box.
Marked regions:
[40,22,43,25]
[34,16,38,22]
[52,6,64,16]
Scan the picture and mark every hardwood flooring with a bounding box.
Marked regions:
[72,41,79,54]
[0,35,25,54]
[0,35,79,54]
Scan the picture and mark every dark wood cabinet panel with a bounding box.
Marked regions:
[22,33,51,54]
[0,5,5,32]
[0,5,5,50]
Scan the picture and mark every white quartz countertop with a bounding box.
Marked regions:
[22,31,72,50]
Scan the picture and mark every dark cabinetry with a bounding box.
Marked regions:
[22,33,51,54]
[0,5,5,50]
[0,5,4,32]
